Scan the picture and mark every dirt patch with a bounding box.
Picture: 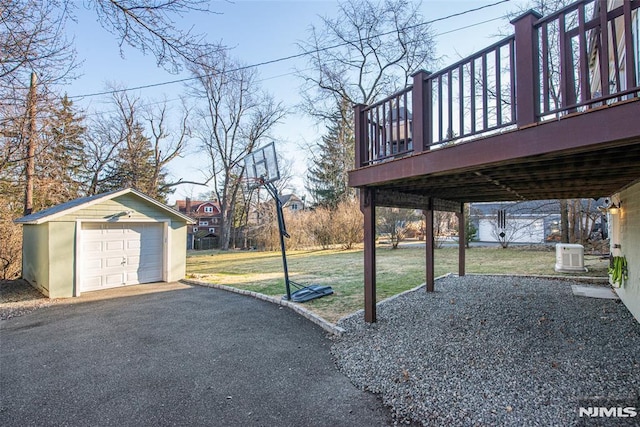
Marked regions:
[0,279,61,321]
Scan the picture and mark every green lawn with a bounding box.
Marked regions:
[186,245,608,323]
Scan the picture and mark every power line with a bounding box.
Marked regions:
[2,4,514,123]
[68,0,512,100]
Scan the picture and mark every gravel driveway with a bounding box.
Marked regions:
[332,275,640,426]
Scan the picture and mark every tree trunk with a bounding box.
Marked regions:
[24,72,37,216]
[560,199,569,243]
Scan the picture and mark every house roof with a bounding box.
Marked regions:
[278,194,302,206]
[14,188,195,225]
[193,230,217,238]
[174,200,221,214]
[470,199,606,216]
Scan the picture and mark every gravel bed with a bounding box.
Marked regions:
[332,275,640,426]
[0,279,60,320]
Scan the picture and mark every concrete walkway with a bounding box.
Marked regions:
[0,283,392,426]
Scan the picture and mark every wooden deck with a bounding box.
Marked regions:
[348,0,640,322]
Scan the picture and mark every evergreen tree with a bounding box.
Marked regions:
[35,95,87,208]
[100,121,170,201]
[306,99,355,208]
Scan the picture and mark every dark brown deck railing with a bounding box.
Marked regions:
[535,0,640,118]
[425,36,516,148]
[358,86,414,165]
[354,0,640,168]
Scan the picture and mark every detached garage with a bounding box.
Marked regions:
[15,188,194,298]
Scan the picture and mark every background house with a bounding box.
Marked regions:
[279,194,305,212]
[470,199,606,245]
[471,200,560,244]
[174,198,222,250]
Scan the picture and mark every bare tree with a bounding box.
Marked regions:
[84,89,191,200]
[378,207,418,249]
[187,51,287,250]
[87,0,221,72]
[1,0,78,206]
[298,0,436,206]
[83,112,123,195]
[433,211,456,248]
[566,199,600,245]
[0,0,78,99]
[298,0,437,122]
[144,98,199,195]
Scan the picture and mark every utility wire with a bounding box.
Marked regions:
[2,5,514,123]
[68,0,512,100]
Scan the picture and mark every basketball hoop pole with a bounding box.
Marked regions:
[262,180,292,301]
[242,143,333,303]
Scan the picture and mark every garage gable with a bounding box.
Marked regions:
[15,188,194,225]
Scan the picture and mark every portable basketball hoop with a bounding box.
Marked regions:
[242,142,333,303]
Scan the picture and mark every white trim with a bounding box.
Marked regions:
[79,218,168,223]
[74,220,82,297]
[17,188,194,225]
[163,219,171,282]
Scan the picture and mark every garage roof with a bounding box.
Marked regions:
[15,188,195,225]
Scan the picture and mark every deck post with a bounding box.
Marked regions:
[424,202,435,292]
[511,10,542,127]
[354,103,367,167]
[457,203,466,277]
[360,188,377,323]
[411,70,431,152]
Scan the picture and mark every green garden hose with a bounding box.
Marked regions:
[608,256,628,287]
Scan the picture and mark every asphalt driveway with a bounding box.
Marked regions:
[0,283,392,426]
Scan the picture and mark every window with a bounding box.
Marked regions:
[192,227,199,232]
[209,227,215,233]
[290,203,299,211]
[204,206,213,213]
[199,221,209,226]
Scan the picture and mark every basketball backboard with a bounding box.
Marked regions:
[243,142,280,189]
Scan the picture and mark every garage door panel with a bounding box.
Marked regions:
[127,240,141,250]
[84,258,102,270]
[81,222,164,292]
[83,276,103,289]
[84,241,103,252]
[105,227,125,234]
[136,270,162,283]
[141,246,162,256]
[105,240,125,251]
[125,272,139,283]
[105,272,126,286]
[105,256,125,268]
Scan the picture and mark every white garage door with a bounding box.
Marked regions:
[81,222,163,292]
[478,218,545,243]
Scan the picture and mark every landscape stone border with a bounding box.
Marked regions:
[183,272,611,337]
[181,279,346,336]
